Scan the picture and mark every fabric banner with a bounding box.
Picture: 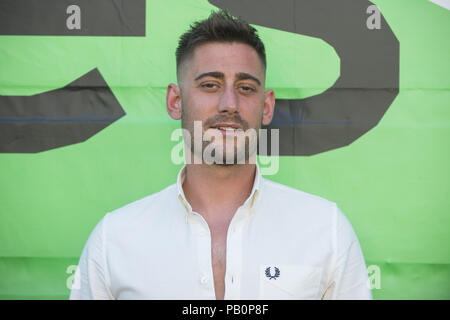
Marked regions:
[0,0,449,299]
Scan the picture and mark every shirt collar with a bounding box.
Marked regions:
[176,163,262,217]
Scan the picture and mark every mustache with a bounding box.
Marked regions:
[203,115,249,130]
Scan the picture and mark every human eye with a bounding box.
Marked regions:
[238,84,256,94]
[200,82,219,91]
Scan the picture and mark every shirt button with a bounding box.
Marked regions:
[200,276,209,285]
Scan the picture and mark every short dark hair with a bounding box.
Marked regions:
[175,10,266,78]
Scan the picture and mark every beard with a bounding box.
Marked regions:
[205,131,258,166]
[181,106,262,165]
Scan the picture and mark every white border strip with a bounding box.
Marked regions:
[429,0,450,10]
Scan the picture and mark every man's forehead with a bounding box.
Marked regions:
[186,42,265,79]
[194,71,262,86]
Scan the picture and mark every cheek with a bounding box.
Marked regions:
[185,95,217,118]
[241,98,264,125]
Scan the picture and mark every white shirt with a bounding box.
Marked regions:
[70,163,372,300]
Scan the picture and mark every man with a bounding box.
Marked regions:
[70,10,372,300]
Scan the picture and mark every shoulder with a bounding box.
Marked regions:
[257,177,344,231]
[258,177,357,247]
[260,177,337,212]
[102,183,179,228]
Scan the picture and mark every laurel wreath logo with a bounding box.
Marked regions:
[265,266,280,280]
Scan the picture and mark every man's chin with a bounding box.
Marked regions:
[190,144,257,165]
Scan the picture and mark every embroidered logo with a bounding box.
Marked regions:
[265,267,280,280]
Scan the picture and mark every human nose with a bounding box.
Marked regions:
[217,84,238,114]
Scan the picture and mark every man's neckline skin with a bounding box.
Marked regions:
[182,163,256,226]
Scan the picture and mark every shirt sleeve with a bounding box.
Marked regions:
[322,205,373,300]
[69,213,114,300]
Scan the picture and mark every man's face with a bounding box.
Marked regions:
[176,41,274,164]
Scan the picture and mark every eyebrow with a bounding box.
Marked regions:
[194,71,261,86]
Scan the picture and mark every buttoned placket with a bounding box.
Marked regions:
[180,193,256,300]
[176,164,261,300]
[224,188,261,299]
[223,205,249,300]
[179,195,216,299]
[190,211,216,299]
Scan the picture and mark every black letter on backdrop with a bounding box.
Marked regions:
[209,0,399,155]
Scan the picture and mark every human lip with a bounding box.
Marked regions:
[210,123,243,130]
[209,123,244,134]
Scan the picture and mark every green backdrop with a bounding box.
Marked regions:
[0,0,449,299]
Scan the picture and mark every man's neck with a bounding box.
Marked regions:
[182,162,256,225]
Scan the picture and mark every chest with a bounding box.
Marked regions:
[211,230,227,266]
[108,222,331,300]
[210,227,228,299]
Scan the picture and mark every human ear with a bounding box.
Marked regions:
[166,83,182,120]
[262,89,275,125]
